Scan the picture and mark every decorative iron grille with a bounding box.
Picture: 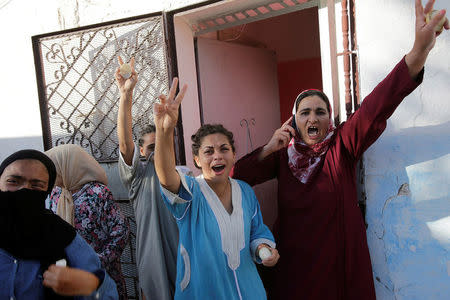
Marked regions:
[33,14,169,162]
[116,200,139,299]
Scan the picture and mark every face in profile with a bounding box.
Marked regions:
[295,96,331,146]
[194,133,236,184]
[140,132,156,161]
[0,159,49,192]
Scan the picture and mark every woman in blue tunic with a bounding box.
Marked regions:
[154,79,280,299]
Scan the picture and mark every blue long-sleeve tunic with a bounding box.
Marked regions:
[161,172,275,300]
[0,233,118,299]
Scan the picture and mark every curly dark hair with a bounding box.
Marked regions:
[138,124,156,147]
[191,124,235,169]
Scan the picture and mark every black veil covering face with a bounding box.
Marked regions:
[0,150,76,299]
[0,189,76,261]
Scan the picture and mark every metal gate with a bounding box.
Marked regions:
[32,13,170,162]
[32,12,171,299]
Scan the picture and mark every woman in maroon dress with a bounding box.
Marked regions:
[232,1,448,299]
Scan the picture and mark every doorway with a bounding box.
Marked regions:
[170,0,324,228]
[191,7,323,227]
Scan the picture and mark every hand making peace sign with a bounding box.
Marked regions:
[153,77,188,134]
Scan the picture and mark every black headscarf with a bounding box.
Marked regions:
[0,150,76,299]
[0,149,57,193]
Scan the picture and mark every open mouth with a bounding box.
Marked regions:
[212,164,226,173]
[307,126,319,137]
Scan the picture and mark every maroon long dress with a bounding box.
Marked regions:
[232,57,422,300]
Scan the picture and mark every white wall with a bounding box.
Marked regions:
[0,0,203,161]
[356,0,450,299]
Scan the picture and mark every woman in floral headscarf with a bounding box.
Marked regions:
[232,1,448,299]
[46,144,130,299]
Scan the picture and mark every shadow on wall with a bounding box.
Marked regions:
[365,121,450,299]
[0,136,44,162]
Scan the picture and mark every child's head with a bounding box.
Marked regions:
[138,124,156,160]
[191,124,236,182]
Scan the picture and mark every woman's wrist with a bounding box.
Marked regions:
[259,144,274,161]
[405,48,428,80]
[155,126,176,137]
[119,89,133,98]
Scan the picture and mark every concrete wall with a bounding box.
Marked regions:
[356,1,450,299]
[173,13,202,173]
[0,0,203,162]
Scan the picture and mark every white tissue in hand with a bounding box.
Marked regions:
[259,247,272,260]
[55,259,67,267]
[119,63,132,79]
[426,10,447,33]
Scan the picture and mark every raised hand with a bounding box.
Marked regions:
[260,116,296,159]
[153,77,188,134]
[115,56,138,95]
[414,0,448,52]
[406,0,449,77]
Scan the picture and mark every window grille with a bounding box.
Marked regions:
[33,14,169,162]
[116,200,140,299]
